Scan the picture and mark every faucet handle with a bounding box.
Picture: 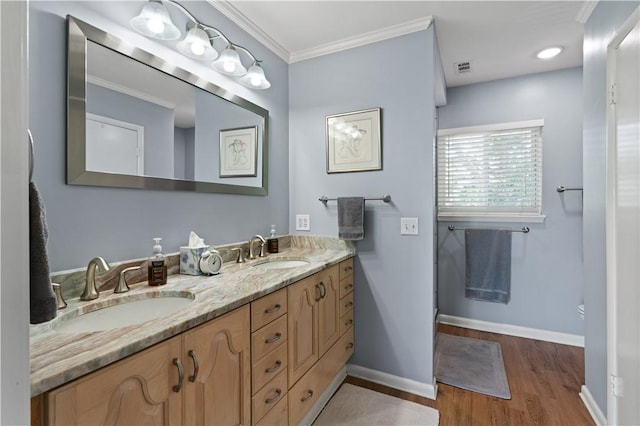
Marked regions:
[51,283,67,309]
[231,247,246,263]
[115,266,141,294]
[259,241,266,258]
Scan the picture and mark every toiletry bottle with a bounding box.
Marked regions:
[267,225,279,253]
[148,237,167,286]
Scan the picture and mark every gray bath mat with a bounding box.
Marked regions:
[434,333,511,399]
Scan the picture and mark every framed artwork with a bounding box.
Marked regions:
[326,108,381,173]
[219,126,258,177]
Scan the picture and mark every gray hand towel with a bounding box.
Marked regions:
[30,181,57,324]
[337,197,365,240]
[465,229,512,304]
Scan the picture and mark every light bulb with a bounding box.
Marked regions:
[147,17,164,34]
[223,61,236,73]
[190,42,205,56]
[251,76,261,87]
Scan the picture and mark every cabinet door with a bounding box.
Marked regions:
[183,306,251,426]
[287,275,319,386]
[46,336,183,426]
[317,265,341,356]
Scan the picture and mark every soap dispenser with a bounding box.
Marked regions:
[148,237,167,286]
[267,225,279,254]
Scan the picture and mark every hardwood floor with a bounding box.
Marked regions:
[344,324,595,426]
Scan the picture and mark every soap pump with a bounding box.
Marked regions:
[267,225,279,254]
[148,237,167,286]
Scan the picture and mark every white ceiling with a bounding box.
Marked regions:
[212,0,591,87]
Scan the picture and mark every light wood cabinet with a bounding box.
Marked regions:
[183,306,251,426]
[46,335,183,426]
[287,259,355,425]
[43,307,250,426]
[250,287,288,425]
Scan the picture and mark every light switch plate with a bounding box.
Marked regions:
[296,214,310,231]
[401,217,419,235]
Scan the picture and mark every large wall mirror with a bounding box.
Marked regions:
[67,16,269,195]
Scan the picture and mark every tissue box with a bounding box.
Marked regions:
[180,246,211,275]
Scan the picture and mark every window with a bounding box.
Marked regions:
[437,119,544,222]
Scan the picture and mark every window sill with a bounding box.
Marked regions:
[438,214,546,223]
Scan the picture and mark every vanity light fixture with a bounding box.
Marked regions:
[536,46,563,59]
[130,0,271,89]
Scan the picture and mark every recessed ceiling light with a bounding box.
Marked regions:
[536,46,564,59]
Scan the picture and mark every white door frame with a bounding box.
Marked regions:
[606,6,640,426]
[86,113,145,175]
[0,0,31,424]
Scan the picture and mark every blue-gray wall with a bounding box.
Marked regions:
[583,1,639,416]
[437,67,584,336]
[29,1,289,271]
[289,28,438,386]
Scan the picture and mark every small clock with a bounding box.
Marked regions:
[199,249,223,275]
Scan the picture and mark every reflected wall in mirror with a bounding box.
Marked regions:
[67,15,269,195]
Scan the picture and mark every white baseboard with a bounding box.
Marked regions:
[579,385,607,426]
[437,314,585,347]
[299,366,347,426]
[346,364,438,400]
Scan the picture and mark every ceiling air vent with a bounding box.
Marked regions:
[454,61,472,74]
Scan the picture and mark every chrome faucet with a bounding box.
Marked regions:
[80,257,111,301]
[248,235,266,260]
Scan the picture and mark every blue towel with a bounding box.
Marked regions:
[465,229,512,304]
[337,197,364,240]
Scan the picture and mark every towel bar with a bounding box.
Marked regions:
[556,186,583,193]
[319,195,391,205]
[448,225,530,233]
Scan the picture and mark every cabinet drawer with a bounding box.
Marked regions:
[339,292,354,317]
[339,276,353,299]
[252,315,287,363]
[339,258,353,281]
[339,310,354,336]
[252,369,287,424]
[288,364,324,426]
[321,326,354,380]
[253,343,288,393]
[252,288,287,332]
[255,394,288,426]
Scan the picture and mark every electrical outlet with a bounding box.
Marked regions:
[296,214,310,231]
[400,217,419,235]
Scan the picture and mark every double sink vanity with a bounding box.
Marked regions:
[30,236,356,425]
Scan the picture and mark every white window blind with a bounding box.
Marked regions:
[437,120,544,222]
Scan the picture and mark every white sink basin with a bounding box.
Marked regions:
[252,260,310,270]
[53,293,194,333]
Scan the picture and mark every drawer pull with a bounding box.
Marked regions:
[346,342,354,350]
[344,283,353,290]
[319,282,326,299]
[188,350,199,382]
[301,390,314,402]
[345,301,353,309]
[172,358,184,392]
[264,304,281,314]
[265,360,282,373]
[345,319,353,326]
[264,388,282,404]
[315,284,322,302]
[344,265,353,272]
[265,332,282,344]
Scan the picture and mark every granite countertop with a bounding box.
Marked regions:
[30,236,355,396]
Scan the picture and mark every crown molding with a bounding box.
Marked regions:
[575,1,599,24]
[208,0,291,63]
[290,16,433,63]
